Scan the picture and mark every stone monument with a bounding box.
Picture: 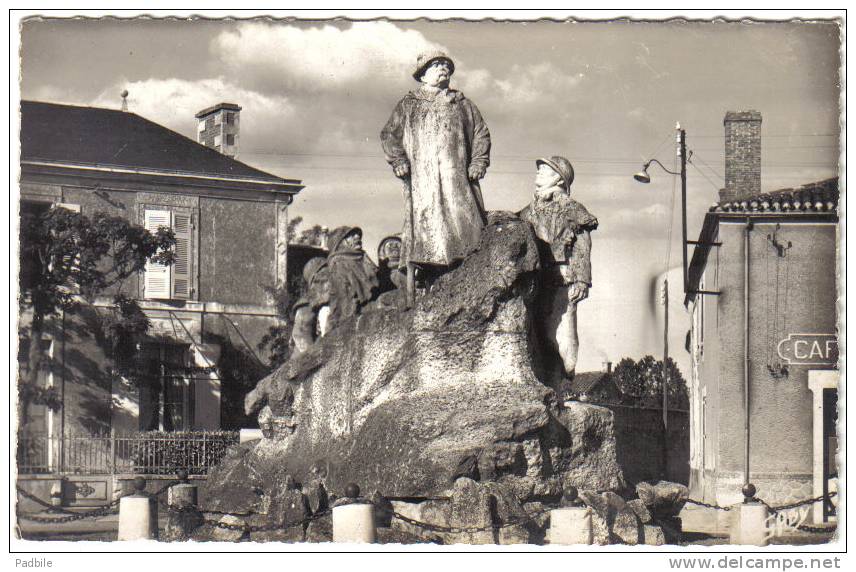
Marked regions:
[197,53,661,546]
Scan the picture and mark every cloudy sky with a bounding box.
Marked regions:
[19,16,842,375]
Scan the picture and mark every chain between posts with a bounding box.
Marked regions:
[388,507,549,534]
[17,480,838,536]
[684,498,732,511]
[16,478,181,524]
[196,508,332,533]
[684,491,836,515]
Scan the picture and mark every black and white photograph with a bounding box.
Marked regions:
[8,8,846,561]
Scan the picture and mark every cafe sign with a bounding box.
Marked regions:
[777,333,838,366]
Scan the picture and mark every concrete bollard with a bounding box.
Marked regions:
[730,502,769,546]
[332,483,376,543]
[547,507,593,545]
[118,477,158,541]
[49,481,63,507]
[164,483,201,541]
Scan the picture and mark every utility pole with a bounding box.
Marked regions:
[662,277,669,479]
[678,124,688,294]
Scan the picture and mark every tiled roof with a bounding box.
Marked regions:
[709,178,839,215]
[21,100,298,185]
[569,371,610,395]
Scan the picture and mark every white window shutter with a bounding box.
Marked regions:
[171,213,192,299]
[144,209,172,299]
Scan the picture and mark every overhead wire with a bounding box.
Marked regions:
[664,148,679,274]
[690,151,725,183]
[689,161,723,193]
[644,130,677,165]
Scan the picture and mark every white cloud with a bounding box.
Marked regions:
[91,77,295,146]
[212,21,446,93]
[461,62,583,107]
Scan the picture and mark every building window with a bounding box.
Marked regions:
[225,112,234,125]
[226,134,235,146]
[138,343,195,431]
[143,209,192,300]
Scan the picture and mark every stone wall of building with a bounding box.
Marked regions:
[701,220,837,505]
[198,197,279,307]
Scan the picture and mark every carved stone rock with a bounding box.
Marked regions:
[636,481,690,519]
[643,523,666,546]
[203,212,627,539]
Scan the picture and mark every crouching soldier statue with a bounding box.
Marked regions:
[290,257,331,357]
[519,156,598,385]
[325,226,380,331]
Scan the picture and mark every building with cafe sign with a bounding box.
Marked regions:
[685,111,839,528]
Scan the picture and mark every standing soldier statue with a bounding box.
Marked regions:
[381,51,491,306]
[519,156,598,388]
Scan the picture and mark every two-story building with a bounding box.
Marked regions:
[685,111,839,526]
[18,100,303,453]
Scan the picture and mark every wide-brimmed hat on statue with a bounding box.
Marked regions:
[536,156,575,190]
[412,51,456,81]
[327,226,363,254]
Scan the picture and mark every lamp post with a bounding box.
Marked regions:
[634,123,687,481]
[633,125,688,294]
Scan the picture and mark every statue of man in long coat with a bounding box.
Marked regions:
[381,51,491,297]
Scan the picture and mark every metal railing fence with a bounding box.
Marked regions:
[16,431,239,475]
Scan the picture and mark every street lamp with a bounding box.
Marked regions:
[633,124,689,481]
[634,125,689,295]
[634,126,720,298]
[633,158,679,183]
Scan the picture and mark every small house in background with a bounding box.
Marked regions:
[685,110,839,526]
[566,362,621,404]
[18,100,303,470]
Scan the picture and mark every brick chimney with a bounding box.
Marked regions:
[720,110,761,202]
[195,103,241,157]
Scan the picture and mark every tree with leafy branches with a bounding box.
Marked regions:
[612,355,689,409]
[17,206,175,425]
[286,215,327,247]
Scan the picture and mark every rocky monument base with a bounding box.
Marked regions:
[197,213,684,544]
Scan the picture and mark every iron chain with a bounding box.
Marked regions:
[684,498,731,511]
[684,492,837,515]
[796,523,836,534]
[388,506,549,534]
[17,483,837,537]
[767,492,836,515]
[16,479,179,523]
[199,508,331,533]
